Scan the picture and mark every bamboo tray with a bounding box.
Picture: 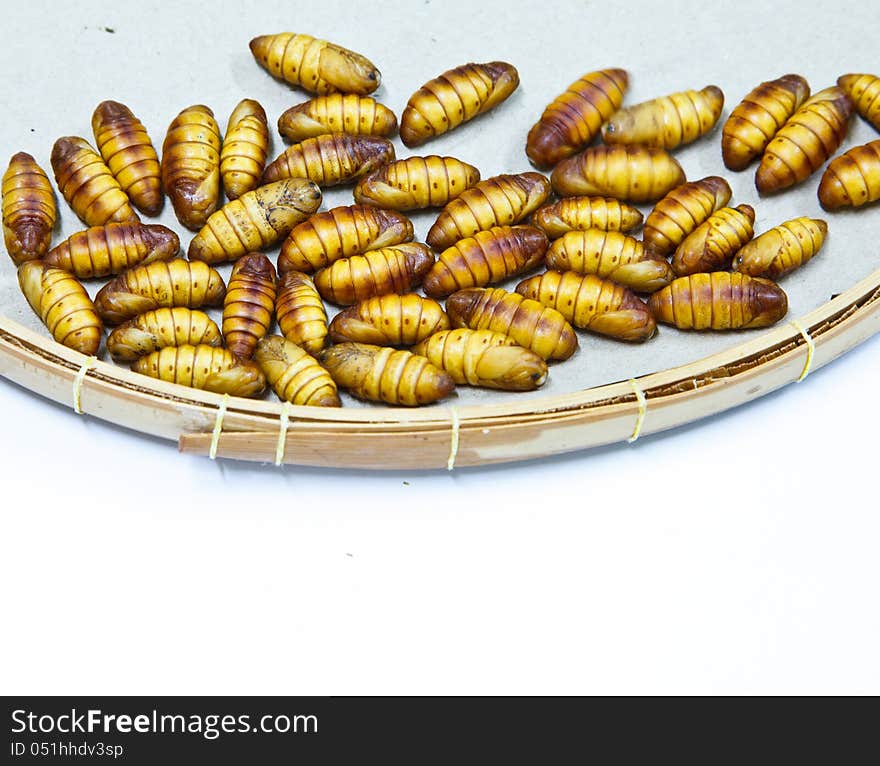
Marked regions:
[2,262,878,468]
[3,1,880,469]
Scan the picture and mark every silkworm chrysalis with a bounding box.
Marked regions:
[249,32,380,95]
[731,217,827,280]
[525,68,629,168]
[721,74,810,171]
[411,329,548,391]
[92,100,163,216]
[320,343,455,406]
[2,152,56,265]
[399,61,519,147]
[602,85,724,150]
[648,272,788,330]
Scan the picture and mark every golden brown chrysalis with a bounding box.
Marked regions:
[91,100,163,216]
[44,222,179,278]
[131,344,266,397]
[818,140,880,210]
[18,261,103,356]
[277,94,397,142]
[328,294,450,347]
[161,105,222,230]
[313,243,434,306]
[731,217,827,280]
[94,259,226,325]
[642,176,733,257]
[2,152,56,265]
[319,343,455,406]
[423,225,548,298]
[275,270,328,355]
[525,68,629,169]
[278,204,413,274]
[222,253,278,360]
[106,308,222,362]
[445,287,578,361]
[411,329,548,391]
[254,336,341,407]
[546,229,675,293]
[532,196,643,239]
[648,272,788,331]
[515,270,656,342]
[187,178,322,264]
[837,73,880,131]
[671,204,755,276]
[602,85,724,150]
[755,87,853,194]
[550,145,686,203]
[261,133,394,187]
[426,172,551,251]
[51,136,139,227]
[399,61,519,147]
[721,74,811,171]
[249,33,380,96]
[353,155,481,211]
[220,98,269,201]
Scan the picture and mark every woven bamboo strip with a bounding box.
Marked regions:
[1,266,878,467]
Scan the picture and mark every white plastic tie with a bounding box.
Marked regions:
[275,401,292,466]
[627,378,647,444]
[447,406,460,471]
[789,320,815,383]
[209,394,230,460]
[72,356,98,415]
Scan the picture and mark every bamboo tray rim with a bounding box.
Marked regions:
[1,263,879,467]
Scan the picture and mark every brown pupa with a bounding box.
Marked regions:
[550,145,686,203]
[671,205,756,276]
[2,152,56,265]
[313,243,434,306]
[642,176,733,257]
[254,335,341,407]
[220,98,270,200]
[262,133,395,187]
[319,343,455,406]
[328,294,450,347]
[532,196,644,239]
[353,155,481,211]
[648,272,788,330]
[426,172,551,251]
[44,222,179,278]
[602,85,725,150]
[445,287,578,361]
[755,87,853,194]
[515,270,656,342]
[277,94,397,141]
[278,204,414,274]
[249,33,380,96]
[411,329,548,391]
[161,105,222,230]
[51,136,139,227]
[525,68,629,168]
[399,61,519,147]
[222,253,278,360]
[423,225,548,298]
[92,100,163,216]
[817,139,880,210]
[721,74,811,171]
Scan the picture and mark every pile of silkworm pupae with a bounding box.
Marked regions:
[2,32,879,407]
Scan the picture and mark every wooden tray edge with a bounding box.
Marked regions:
[2,266,879,468]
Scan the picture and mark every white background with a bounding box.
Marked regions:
[1,0,879,694]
